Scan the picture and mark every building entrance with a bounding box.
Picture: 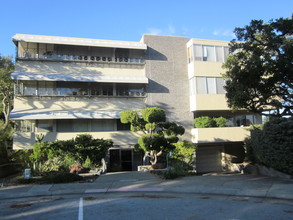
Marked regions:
[109,149,133,172]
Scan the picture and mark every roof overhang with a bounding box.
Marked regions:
[12,34,147,50]
[10,110,122,120]
[11,72,149,84]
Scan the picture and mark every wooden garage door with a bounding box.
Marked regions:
[196,146,222,173]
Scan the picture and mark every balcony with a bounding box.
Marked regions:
[190,94,229,111]
[191,127,250,144]
[18,53,145,65]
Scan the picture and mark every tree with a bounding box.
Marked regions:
[120,107,185,165]
[0,56,14,127]
[222,17,293,117]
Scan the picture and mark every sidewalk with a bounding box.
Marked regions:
[1,172,293,200]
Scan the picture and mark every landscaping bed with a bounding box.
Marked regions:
[0,172,99,187]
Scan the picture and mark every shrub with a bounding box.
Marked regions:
[42,172,83,183]
[172,141,195,165]
[32,157,63,175]
[213,117,228,127]
[83,156,93,169]
[26,134,113,176]
[247,117,293,175]
[153,162,191,179]
[194,116,215,128]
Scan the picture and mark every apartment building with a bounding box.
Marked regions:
[10,34,261,173]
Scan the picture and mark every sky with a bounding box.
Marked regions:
[1,0,292,57]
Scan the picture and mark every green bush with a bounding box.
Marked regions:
[19,134,112,176]
[152,162,191,179]
[194,116,215,128]
[83,156,93,169]
[247,117,293,175]
[172,141,195,165]
[194,116,228,128]
[213,117,228,127]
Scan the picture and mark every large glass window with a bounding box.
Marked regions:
[56,82,89,96]
[192,45,229,62]
[38,81,54,95]
[117,119,130,130]
[15,120,33,132]
[193,45,202,61]
[215,46,224,62]
[203,45,216,62]
[193,77,226,94]
[116,84,146,97]
[36,120,53,132]
[18,81,146,97]
[196,77,207,94]
[206,77,217,94]
[56,119,116,132]
[235,115,256,126]
[91,119,115,131]
[23,81,37,95]
[216,78,226,94]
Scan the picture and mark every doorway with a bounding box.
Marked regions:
[109,149,133,172]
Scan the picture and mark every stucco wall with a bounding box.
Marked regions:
[15,60,145,77]
[13,96,146,112]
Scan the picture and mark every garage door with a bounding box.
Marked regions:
[196,146,223,173]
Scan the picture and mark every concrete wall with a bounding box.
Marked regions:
[191,127,250,144]
[15,60,145,77]
[13,96,146,112]
[13,131,142,149]
[142,35,194,140]
[190,94,229,111]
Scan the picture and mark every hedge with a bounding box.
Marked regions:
[248,117,293,175]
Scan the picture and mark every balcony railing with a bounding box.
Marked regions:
[18,53,145,64]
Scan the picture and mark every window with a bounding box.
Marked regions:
[91,119,115,131]
[56,119,116,132]
[193,45,202,61]
[38,81,54,95]
[23,81,37,95]
[36,120,53,132]
[216,78,226,94]
[192,77,226,94]
[116,84,146,97]
[17,81,146,97]
[56,82,89,96]
[15,120,32,132]
[117,119,130,130]
[215,46,224,62]
[206,78,217,94]
[235,115,256,126]
[196,77,207,94]
[192,45,230,62]
[203,45,216,62]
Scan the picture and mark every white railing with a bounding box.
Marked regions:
[20,53,145,64]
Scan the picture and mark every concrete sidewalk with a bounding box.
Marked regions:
[1,172,293,200]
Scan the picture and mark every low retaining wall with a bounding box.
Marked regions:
[243,163,292,179]
[256,164,293,179]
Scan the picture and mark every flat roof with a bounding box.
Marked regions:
[12,34,147,50]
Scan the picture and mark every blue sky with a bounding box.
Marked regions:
[1,0,292,57]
